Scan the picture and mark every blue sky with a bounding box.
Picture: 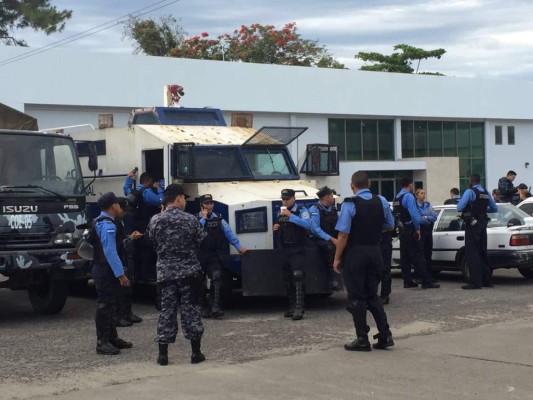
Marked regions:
[8,0,533,80]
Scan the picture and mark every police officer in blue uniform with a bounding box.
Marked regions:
[308,186,341,290]
[123,170,164,282]
[333,171,394,351]
[92,192,132,355]
[273,189,312,321]
[393,177,440,289]
[197,194,246,319]
[415,188,438,280]
[457,174,498,289]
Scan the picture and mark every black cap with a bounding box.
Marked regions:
[316,186,335,198]
[199,194,214,204]
[492,188,500,195]
[164,184,189,199]
[518,183,528,190]
[281,188,295,199]
[97,192,119,210]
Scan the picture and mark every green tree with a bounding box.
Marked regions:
[123,15,185,56]
[0,0,72,46]
[356,44,446,75]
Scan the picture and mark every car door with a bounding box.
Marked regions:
[432,208,465,263]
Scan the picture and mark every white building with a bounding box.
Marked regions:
[1,45,532,202]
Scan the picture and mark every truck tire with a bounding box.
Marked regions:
[28,275,69,314]
[518,267,533,279]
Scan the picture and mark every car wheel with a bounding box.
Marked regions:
[459,255,470,282]
[518,267,533,279]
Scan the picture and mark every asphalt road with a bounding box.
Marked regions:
[1,269,533,399]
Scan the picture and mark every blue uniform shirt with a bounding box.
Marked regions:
[308,202,335,241]
[335,189,394,234]
[199,212,242,251]
[277,203,311,230]
[95,211,124,278]
[123,176,164,207]
[457,184,498,213]
[394,188,422,230]
[417,201,438,226]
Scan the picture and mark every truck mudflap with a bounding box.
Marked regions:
[0,249,85,274]
[241,246,331,296]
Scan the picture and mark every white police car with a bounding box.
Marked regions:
[392,203,533,281]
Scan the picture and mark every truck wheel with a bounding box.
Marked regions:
[28,275,69,314]
[518,268,533,279]
[69,278,89,295]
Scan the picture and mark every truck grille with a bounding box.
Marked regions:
[0,233,53,247]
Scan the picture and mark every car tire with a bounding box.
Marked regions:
[518,267,533,279]
[459,255,470,282]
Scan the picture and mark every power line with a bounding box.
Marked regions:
[0,0,181,67]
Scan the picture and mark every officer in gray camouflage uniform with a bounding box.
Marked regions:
[146,184,207,366]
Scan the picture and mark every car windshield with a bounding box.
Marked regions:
[518,201,533,217]
[0,133,84,196]
[435,203,531,231]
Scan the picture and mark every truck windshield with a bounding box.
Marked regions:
[0,133,84,196]
[242,148,294,179]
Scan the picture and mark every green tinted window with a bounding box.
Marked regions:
[414,121,428,157]
[457,122,470,157]
[443,122,457,156]
[495,125,502,145]
[401,120,414,158]
[378,120,394,160]
[328,119,345,161]
[346,119,362,161]
[428,121,442,156]
[362,119,378,160]
[471,123,484,157]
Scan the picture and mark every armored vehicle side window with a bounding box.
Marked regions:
[192,147,251,181]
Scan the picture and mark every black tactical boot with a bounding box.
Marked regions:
[96,304,120,355]
[96,340,120,355]
[210,280,224,319]
[157,343,169,366]
[110,337,133,349]
[344,336,371,352]
[283,285,295,318]
[115,296,133,327]
[372,331,395,350]
[292,272,305,321]
[190,338,206,364]
[125,296,142,323]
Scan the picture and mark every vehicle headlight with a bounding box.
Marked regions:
[55,233,73,245]
[235,207,268,234]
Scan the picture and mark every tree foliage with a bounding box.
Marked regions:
[0,0,72,46]
[123,15,185,57]
[356,44,446,75]
[125,19,344,69]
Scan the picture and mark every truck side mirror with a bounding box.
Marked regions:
[87,142,98,172]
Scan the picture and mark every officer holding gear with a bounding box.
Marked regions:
[498,170,517,203]
[147,184,207,366]
[123,170,164,282]
[333,171,395,351]
[92,192,132,355]
[197,194,246,319]
[457,174,498,290]
[114,197,143,327]
[393,177,440,289]
[308,186,341,290]
[273,188,312,321]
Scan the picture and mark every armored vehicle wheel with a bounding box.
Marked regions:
[518,267,533,279]
[28,274,69,314]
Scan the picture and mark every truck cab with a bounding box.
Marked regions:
[0,129,90,313]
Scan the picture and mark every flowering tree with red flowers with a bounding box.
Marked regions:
[126,19,344,69]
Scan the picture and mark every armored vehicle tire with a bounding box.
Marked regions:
[28,275,69,314]
[518,267,533,279]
